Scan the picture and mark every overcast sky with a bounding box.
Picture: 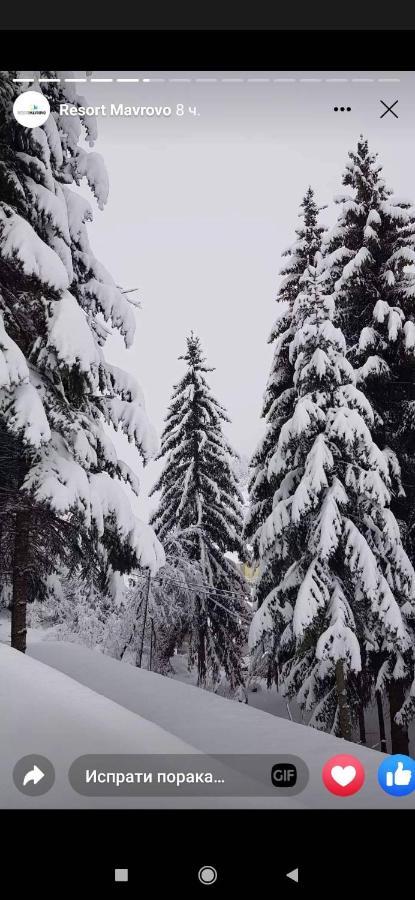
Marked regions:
[78,70,415,520]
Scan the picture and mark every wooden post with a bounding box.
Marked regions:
[149,620,155,671]
[136,571,151,668]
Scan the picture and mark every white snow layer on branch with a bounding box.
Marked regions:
[310,479,348,561]
[117,459,141,496]
[23,438,164,572]
[355,355,390,382]
[291,434,333,523]
[379,200,411,223]
[388,308,404,341]
[358,326,377,352]
[80,275,136,347]
[0,334,48,453]
[268,298,291,335]
[259,498,291,554]
[269,398,325,475]
[42,113,64,167]
[402,320,415,350]
[343,518,381,599]
[334,384,374,424]
[24,176,70,243]
[1,380,51,447]
[292,560,329,638]
[367,209,381,226]
[89,472,164,572]
[248,596,277,650]
[73,149,109,210]
[336,246,373,288]
[46,291,102,372]
[103,398,158,461]
[327,408,386,475]
[63,187,93,241]
[0,204,69,291]
[315,584,361,672]
[106,364,144,402]
[0,313,30,388]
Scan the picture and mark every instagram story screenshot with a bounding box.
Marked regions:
[1,30,415,894]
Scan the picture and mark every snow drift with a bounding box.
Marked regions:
[24,640,415,808]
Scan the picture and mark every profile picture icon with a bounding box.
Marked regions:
[13,90,50,128]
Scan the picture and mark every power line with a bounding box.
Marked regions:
[132,570,253,623]
[133,569,253,603]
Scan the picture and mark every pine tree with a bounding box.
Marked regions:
[245,188,325,658]
[322,136,415,748]
[143,534,205,675]
[249,266,415,738]
[150,333,248,687]
[0,71,163,651]
[101,532,209,674]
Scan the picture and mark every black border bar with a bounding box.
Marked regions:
[2,29,413,72]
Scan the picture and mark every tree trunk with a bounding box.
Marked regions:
[335,659,352,741]
[11,510,30,653]
[358,703,366,745]
[376,691,387,753]
[388,680,409,755]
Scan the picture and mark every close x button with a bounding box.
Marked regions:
[380,99,399,118]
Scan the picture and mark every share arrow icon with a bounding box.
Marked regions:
[22,765,45,787]
[14,755,55,795]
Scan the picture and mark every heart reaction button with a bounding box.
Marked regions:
[322,754,365,797]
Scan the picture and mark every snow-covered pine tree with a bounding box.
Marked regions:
[29,568,115,649]
[142,533,205,675]
[322,136,415,749]
[249,266,415,739]
[0,71,163,651]
[29,535,205,675]
[150,333,248,688]
[100,531,209,674]
[245,188,325,650]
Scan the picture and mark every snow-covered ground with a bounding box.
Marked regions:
[170,651,304,722]
[0,643,200,809]
[28,641,311,758]
[1,607,414,809]
[0,634,412,809]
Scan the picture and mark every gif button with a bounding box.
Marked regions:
[271,762,297,788]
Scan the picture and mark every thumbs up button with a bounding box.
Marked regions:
[378,755,415,797]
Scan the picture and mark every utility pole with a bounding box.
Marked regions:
[136,571,151,668]
[149,619,155,671]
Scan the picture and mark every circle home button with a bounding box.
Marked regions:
[198,866,218,886]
